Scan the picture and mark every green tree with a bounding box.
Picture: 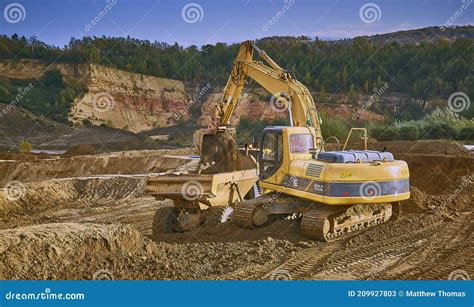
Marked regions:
[19,140,32,153]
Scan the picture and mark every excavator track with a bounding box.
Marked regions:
[301,203,392,242]
[233,194,275,229]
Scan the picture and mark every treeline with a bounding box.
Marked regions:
[0,69,87,122]
[0,31,473,105]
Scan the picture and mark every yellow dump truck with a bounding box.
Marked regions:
[146,155,258,238]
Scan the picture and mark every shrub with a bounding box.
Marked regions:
[398,125,419,140]
[422,123,457,139]
[458,126,474,140]
[379,127,399,141]
[18,140,32,153]
[369,125,386,140]
[321,117,349,141]
[370,125,398,141]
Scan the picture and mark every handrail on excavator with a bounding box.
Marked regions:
[342,128,368,151]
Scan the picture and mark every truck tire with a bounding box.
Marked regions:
[152,207,178,240]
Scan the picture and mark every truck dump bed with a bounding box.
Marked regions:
[146,155,258,208]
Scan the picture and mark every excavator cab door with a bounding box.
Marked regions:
[258,129,284,181]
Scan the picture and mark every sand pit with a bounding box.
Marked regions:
[0,140,471,280]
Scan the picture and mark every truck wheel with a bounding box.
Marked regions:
[152,207,178,240]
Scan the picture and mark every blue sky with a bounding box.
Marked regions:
[0,0,472,47]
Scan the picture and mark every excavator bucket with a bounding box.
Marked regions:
[194,128,242,174]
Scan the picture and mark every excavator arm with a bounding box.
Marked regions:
[197,40,322,173]
[211,40,322,132]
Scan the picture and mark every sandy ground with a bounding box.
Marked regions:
[0,141,472,280]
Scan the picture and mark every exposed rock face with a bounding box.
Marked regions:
[0,60,190,133]
[199,88,288,126]
[199,88,384,126]
[69,65,189,132]
[0,59,386,133]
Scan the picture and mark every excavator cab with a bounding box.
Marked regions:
[258,126,319,185]
[259,127,284,180]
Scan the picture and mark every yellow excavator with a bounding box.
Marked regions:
[197,40,410,241]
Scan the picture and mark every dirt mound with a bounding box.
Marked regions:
[0,148,194,186]
[0,176,145,219]
[400,154,473,194]
[0,223,150,279]
[406,180,472,218]
[0,221,303,280]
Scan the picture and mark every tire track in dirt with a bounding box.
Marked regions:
[308,218,442,279]
[385,212,473,280]
[221,242,340,280]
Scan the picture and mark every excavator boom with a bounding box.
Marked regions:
[197,40,322,173]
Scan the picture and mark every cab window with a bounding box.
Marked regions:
[259,130,283,180]
[289,134,313,154]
